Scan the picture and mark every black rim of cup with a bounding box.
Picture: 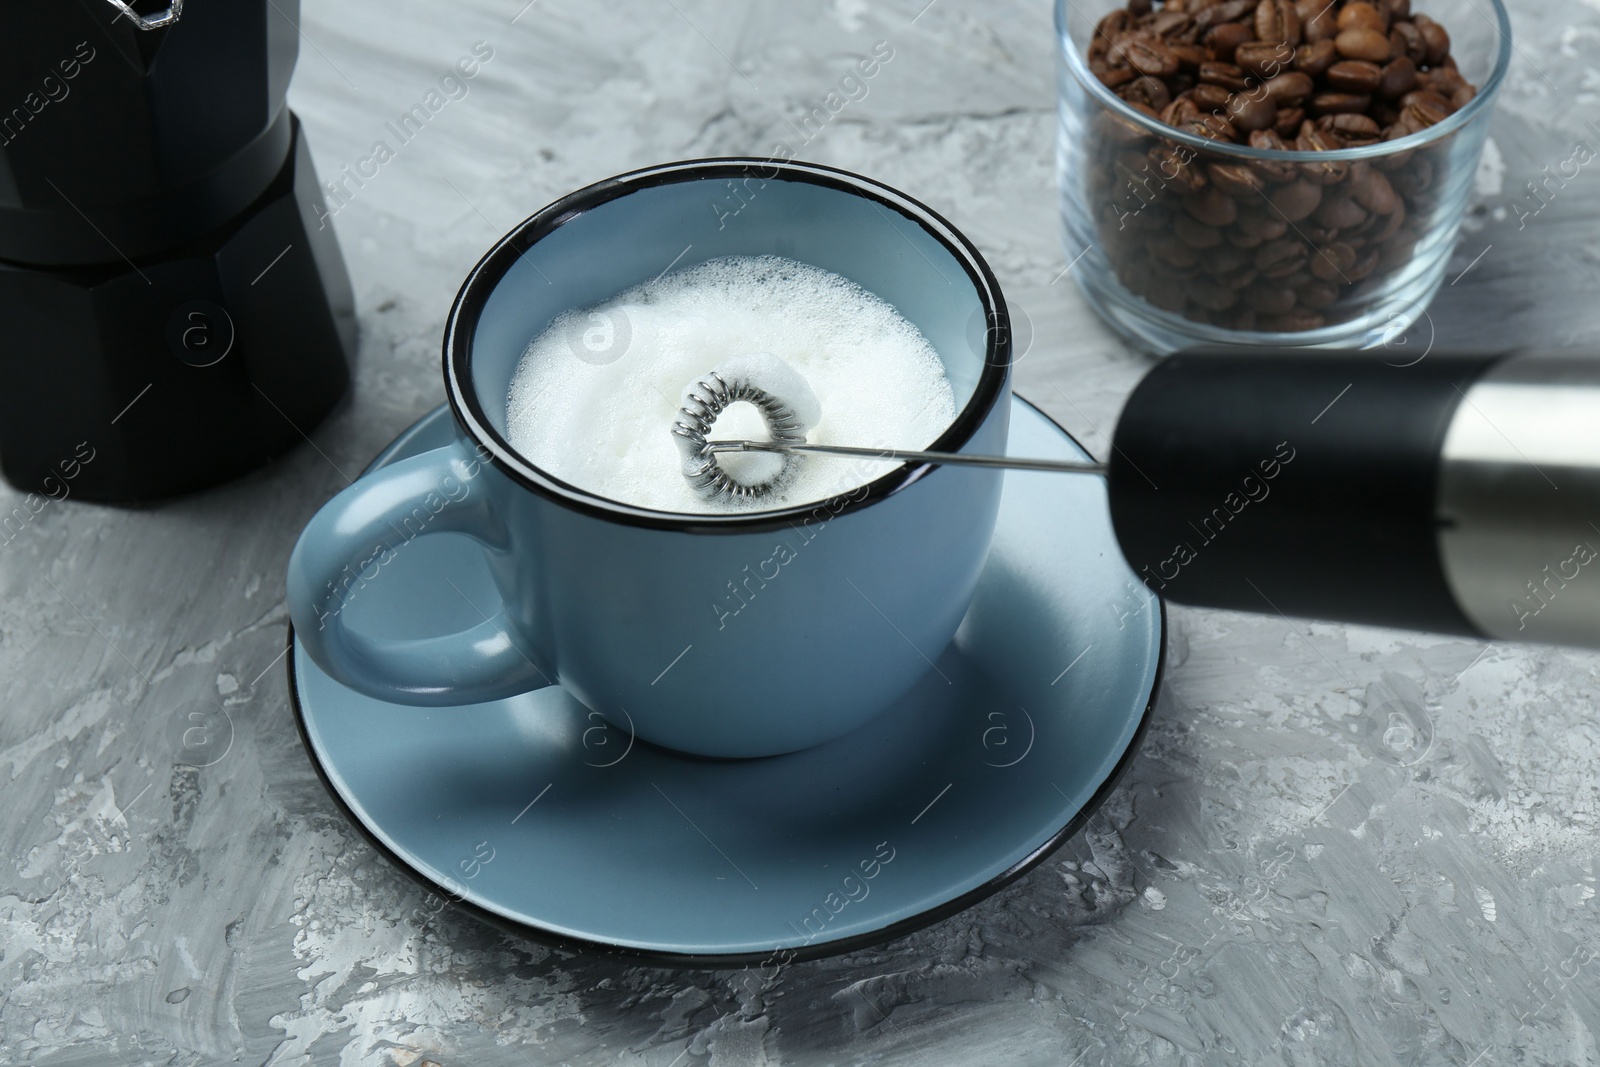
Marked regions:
[442,157,1012,534]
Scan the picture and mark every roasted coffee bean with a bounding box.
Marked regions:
[1199,61,1253,91]
[1295,119,1332,147]
[1179,114,1240,142]
[1247,127,1289,151]
[1370,99,1401,126]
[1451,83,1477,109]
[1194,0,1256,28]
[1377,56,1417,97]
[1184,185,1241,225]
[1314,194,1368,229]
[1294,39,1339,78]
[1245,284,1299,314]
[1423,62,1466,93]
[1116,36,1181,77]
[1399,97,1450,130]
[1270,178,1323,221]
[1174,213,1226,248]
[1386,27,1409,62]
[1273,106,1306,137]
[1337,2,1386,33]
[1394,153,1434,195]
[1295,123,1351,183]
[1385,27,1406,62]
[1390,0,1412,19]
[1302,157,1352,186]
[1144,273,1188,312]
[1148,10,1195,37]
[1352,164,1400,213]
[1310,92,1372,115]
[1236,41,1290,78]
[1295,281,1338,308]
[1309,240,1358,280]
[1149,144,1209,190]
[1399,88,1452,111]
[1390,108,1426,138]
[1413,14,1451,65]
[1209,160,1268,197]
[1114,148,1156,184]
[1255,237,1309,276]
[1255,0,1302,45]
[1162,96,1203,126]
[1335,28,1391,61]
[1121,75,1174,111]
[1235,207,1290,239]
[1323,113,1383,139]
[1263,70,1315,105]
[1392,20,1427,65]
[1227,229,1267,249]
[1301,1,1338,42]
[1171,42,1212,70]
[1379,230,1420,270]
[1326,59,1383,93]
[1095,64,1137,89]
[1104,102,1163,143]
[1228,91,1279,131]
[1129,0,1153,14]
[1215,265,1261,289]
[1345,215,1386,247]
[1149,235,1201,269]
[1192,83,1234,112]
[1367,197,1406,240]
[1204,243,1254,274]
[1096,9,1132,42]
[1187,277,1241,310]
[1206,22,1257,63]
[1346,246,1382,282]
[1245,128,1300,181]
[1262,309,1328,331]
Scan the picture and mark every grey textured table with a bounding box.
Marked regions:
[5,1,1600,1064]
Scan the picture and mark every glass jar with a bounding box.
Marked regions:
[1056,0,1512,352]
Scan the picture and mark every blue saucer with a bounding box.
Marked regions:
[290,396,1164,965]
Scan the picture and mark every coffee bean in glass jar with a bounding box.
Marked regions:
[1080,0,1481,335]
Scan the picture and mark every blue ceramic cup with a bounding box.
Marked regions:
[286,159,1012,758]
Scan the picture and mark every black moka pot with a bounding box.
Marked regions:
[0,0,354,502]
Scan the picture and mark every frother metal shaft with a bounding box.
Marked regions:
[704,439,1109,476]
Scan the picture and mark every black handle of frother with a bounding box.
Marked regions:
[1107,349,1503,636]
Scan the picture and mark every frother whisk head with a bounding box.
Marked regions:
[671,353,821,502]
[672,353,1108,502]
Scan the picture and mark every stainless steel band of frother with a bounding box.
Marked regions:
[1436,352,1600,646]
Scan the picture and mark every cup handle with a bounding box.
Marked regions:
[286,438,551,706]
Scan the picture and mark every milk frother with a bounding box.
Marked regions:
[699,349,1600,651]
[0,0,355,502]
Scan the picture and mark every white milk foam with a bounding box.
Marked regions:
[506,255,958,514]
